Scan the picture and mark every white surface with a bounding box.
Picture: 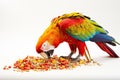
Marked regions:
[0,0,120,80]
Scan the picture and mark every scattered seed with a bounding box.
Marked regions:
[3,55,99,72]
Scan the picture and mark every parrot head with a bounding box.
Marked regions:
[36,40,55,59]
[36,22,62,59]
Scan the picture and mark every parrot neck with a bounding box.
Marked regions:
[49,27,78,47]
[50,27,70,48]
[46,26,64,48]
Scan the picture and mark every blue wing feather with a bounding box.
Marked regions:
[90,33,114,42]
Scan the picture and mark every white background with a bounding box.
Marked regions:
[0,0,120,80]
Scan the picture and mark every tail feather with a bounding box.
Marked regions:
[96,42,119,58]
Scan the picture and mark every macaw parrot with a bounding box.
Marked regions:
[36,12,119,62]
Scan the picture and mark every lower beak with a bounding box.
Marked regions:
[40,50,54,59]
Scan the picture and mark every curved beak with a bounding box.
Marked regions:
[40,50,54,59]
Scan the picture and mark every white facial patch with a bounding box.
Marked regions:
[41,41,55,52]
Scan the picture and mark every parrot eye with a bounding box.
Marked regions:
[43,42,48,47]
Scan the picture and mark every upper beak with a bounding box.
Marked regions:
[40,50,54,59]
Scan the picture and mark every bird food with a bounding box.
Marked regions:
[3,55,91,72]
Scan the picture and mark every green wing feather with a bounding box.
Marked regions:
[66,16,107,41]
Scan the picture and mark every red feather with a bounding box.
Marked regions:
[77,41,86,56]
[96,42,119,57]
